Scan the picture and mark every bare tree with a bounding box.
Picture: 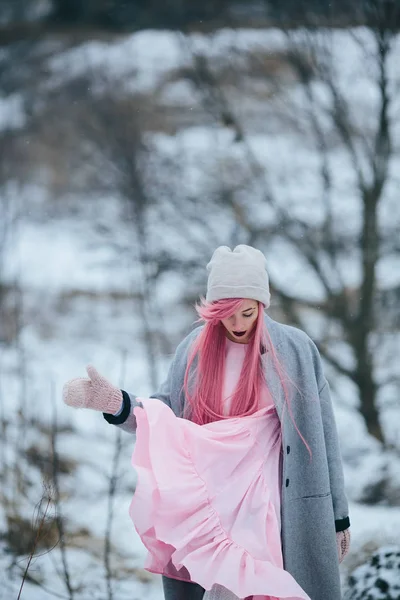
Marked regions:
[178,6,400,445]
[34,71,170,390]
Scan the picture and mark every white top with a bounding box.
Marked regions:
[223,338,274,416]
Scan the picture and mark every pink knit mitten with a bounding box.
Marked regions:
[336,528,351,563]
[62,365,123,414]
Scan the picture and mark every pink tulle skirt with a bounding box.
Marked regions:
[129,399,310,600]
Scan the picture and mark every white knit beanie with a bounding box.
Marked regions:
[206,245,271,308]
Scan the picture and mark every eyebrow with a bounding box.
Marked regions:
[242,307,256,314]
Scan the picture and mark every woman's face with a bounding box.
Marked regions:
[220,299,259,344]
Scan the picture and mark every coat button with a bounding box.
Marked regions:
[287,445,290,454]
[286,478,290,487]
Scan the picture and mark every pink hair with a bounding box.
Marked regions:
[183,298,311,457]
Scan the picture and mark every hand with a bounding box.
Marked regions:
[62,365,123,414]
[336,528,351,563]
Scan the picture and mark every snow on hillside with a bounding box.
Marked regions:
[1,26,399,599]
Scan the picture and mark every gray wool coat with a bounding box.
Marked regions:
[104,314,350,600]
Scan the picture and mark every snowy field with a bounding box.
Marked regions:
[0,26,399,599]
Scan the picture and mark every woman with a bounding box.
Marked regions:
[63,245,350,600]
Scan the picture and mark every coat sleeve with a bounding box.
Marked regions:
[319,380,350,532]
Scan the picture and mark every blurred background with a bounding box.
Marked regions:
[0,1,399,598]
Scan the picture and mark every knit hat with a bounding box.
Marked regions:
[206,245,271,308]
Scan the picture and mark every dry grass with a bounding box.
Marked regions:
[26,443,77,478]
[3,511,59,556]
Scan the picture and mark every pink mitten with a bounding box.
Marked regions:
[62,365,123,414]
[336,528,351,563]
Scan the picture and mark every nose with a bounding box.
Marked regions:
[231,316,243,330]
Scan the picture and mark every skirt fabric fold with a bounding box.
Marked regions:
[129,399,310,600]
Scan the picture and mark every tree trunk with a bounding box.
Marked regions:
[354,359,384,443]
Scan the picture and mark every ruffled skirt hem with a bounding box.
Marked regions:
[129,399,310,600]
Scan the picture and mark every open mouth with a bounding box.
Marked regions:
[233,331,246,337]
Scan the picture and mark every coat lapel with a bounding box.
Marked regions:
[262,313,286,424]
[261,351,285,424]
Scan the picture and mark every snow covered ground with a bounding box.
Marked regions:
[0,25,399,599]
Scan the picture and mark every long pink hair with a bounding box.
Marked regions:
[183,298,311,456]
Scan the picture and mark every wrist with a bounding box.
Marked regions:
[104,390,131,425]
[105,388,123,414]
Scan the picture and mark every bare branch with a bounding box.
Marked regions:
[318,348,357,382]
[50,379,75,600]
